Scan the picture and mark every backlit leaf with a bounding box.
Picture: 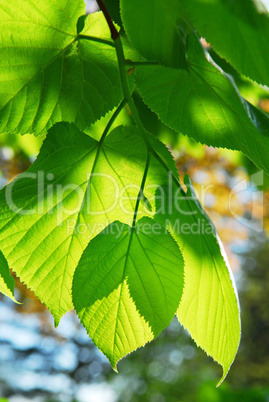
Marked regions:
[0,4,123,135]
[0,123,171,323]
[154,176,241,385]
[135,34,269,175]
[182,0,269,86]
[73,217,184,368]
[120,0,187,68]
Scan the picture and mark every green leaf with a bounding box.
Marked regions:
[104,0,122,27]
[80,12,142,64]
[73,217,184,368]
[120,0,187,68]
[0,249,17,302]
[135,34,269,175]
[0,119,240,378]
[154,176,241,385]
[182,0,269,86]
[0,5,123,135]
[0,123,170,323]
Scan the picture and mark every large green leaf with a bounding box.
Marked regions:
[0,4,123,135]
[73,217,184,368]
[154,176,241,385]
[182,0,269,86]
[135,34,269,175]
[0,119,240,377]
[0,249,17,302]
[120,0,187,68]
[0,123,170,323]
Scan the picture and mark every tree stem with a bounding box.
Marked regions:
[98,2,185,199]
[114,38,151,147]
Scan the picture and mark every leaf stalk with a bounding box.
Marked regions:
[76,34,115,47]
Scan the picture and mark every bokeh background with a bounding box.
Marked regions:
[0,1,269,401]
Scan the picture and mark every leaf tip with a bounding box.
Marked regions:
[216,366,229,387]
[13,297,22,305]
[1,292,22,304]
[112,363,119,373]
[53,316,61,328]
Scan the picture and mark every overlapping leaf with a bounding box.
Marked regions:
[0,117,241,378]
[182,0,269,86]
[73,217,184,368]
[71,125,240,377]
[120,0,187,68]
[154,176,241,385]
[135,34,269,175]
[0,3,123,135]
[0,249,17,302]
[0,123,170,322]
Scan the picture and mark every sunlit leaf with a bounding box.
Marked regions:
[73,217,184,368]
[154,176,241,385]
[135,34,269,175]
[120,0,187,68]
[182,0,269,86]
[0,123,170,323]
[0,4,123,135]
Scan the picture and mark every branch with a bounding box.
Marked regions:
[96,0,119,40]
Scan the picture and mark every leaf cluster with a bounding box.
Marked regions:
[1,0,268,383]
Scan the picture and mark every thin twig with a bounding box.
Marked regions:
[76,34,115,47]
[96,0,119,40]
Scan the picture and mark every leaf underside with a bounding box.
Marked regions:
[0,3,123,135]
[120,0,187,68]
[182,0,269,86]
[135,34,269,175]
